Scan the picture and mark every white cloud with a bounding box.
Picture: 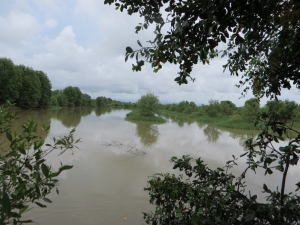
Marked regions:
[0,12,41,47]
[45,18,57,28]
[0,0,298,107]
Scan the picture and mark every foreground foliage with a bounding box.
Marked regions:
[105,0,299,99]
[104,0,300,224]
[0,105,79,224]
[143,113,300,224]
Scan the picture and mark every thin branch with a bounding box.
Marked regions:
[280,154,290,218]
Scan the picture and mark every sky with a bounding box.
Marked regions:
[0,0,299,106]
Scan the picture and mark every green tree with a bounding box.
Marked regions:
[49,96,58,106]
[36,70,52,108]
[56,94,68,107]
[206,99,220,117]
[243,98,260,122]
[266,100,298,120]
[220,100,236,116]
[177,101,188,113]
[96,96,105,107]
[0,58,21,105]
[16,65,41,108]
[63,86,82,107]
[137,92,160,116]
[81,93,92,107]
[105,0,300,224]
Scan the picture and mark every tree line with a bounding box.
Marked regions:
[0,57,136,109]
[161,98,300,122]
[50,88,136,108]
[0,58,52,108]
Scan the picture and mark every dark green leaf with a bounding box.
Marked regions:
[2,192,11,216]
[6,132,12,142]
[126,46,133,53]
[43,197,52,203]
[41,163,49,177]
[35,202,47,208]
[240,152,248,157]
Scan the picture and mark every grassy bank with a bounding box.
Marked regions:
[159,110,300,130]
[159,110,260,130]
[126,110,166,123]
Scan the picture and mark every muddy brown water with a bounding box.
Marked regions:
[1,108,297,225]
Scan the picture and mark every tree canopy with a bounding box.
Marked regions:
[104,0,300,99]
[137,92,160,116]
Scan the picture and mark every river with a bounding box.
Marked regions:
[3,108,298,225]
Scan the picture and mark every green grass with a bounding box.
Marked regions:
[159,110,300,130]
[126,110,166,123]
[159,110,259,130]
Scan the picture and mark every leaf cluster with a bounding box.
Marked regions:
[105,0,300,98]
[0,104,79,224]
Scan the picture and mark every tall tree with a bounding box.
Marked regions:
[243,98,260,121]
[220,100,236,115]
[81,93,92,107]
[63,86,82,107]
[16,65,41,108]
[36,70,52,108]
[206,99,220,117]
[0,58,21,105]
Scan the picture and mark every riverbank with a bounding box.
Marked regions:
[159,110,300,130]
[126,110,166,123]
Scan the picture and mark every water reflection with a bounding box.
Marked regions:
[50,108,93,128]
[94,107,113,117]
[203,125,221,143]
[197,121,206,129]
[159,113,193,127]
[128,121,160,147]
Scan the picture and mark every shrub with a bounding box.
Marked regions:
[137,92,160,116]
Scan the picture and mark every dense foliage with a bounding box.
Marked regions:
[137,92,160,116]
[0,58,21,105]
[0,58,51,108]
[105,0,300,99]
[0,105,80,224]
[161,98,300,126]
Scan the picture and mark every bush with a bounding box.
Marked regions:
[137,92,160,116]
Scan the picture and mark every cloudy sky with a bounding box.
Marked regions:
[0,0,299,106]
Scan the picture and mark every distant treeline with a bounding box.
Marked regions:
[160,98,300,127]
[50,88,136,108]
[0,57,136,109]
